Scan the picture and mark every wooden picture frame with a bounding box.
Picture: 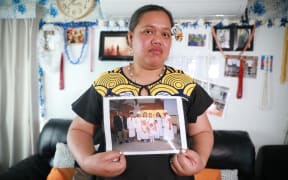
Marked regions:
[212,25,254,51]
[99,31,132,61]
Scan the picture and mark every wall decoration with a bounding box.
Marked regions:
[224,55,258,78]
[66,27,85,44]
[224,55,258,99]
[99,31,132,61]
[259,55,273,110]
[188,33,207,47]
[0,0,36,19]
[195,79,230,118]
[280,27,288,84]
[212,26,233,51]
[212,25,254,51]
[37,23,64,73]
[172,24,183,41]
[56,0,94,20]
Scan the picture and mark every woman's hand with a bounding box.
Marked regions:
[82,150,127,177]
[170,149,205,176]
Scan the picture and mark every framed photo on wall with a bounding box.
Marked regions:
[233,25,254,51]
[212,25,254,52]
[212,26,233,51]
[99,31,132,61]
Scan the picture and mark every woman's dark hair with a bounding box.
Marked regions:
[128,4,174,32]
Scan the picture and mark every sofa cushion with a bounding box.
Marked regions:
[0,154,51,180]
[206,130,255,180]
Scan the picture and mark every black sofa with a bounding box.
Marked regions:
[255,144,288,180]
[0,118,256,180]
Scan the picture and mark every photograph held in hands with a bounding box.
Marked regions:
[103,96,188,155]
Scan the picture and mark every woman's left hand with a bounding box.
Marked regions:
[170,149,205,176]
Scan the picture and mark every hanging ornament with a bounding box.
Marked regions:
[63,26,88,64]
[172,24,183,41]
[37,24,64,73]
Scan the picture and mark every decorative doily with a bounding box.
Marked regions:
[37,23,64,73]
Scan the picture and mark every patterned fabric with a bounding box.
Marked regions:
[72,65,213,125]
[93,66,196,97]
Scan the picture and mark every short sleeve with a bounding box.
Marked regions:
[71,85,103,125]
[184,84,213,123]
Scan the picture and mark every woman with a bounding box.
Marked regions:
[67,4,214,180]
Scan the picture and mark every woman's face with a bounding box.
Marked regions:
[128,11,172,69]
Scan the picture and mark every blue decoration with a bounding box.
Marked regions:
[12,0,21,4]
[280,17,288,27]
[49,4,58,17]
[38,0,48,6]
[253,1,266,16]
[191,22,198,29]
[204,22,212,28]
[215,22,224,28]
[180,22,188,28]
[255,20,263,28]
[267,19,273,28]
[17,4,26,14]
[38,65,45,118]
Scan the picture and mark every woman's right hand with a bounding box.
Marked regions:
[82,150,127,177]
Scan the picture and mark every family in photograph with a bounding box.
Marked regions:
[117,110,178,144]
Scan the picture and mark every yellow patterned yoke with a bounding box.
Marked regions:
[92,66,196,97]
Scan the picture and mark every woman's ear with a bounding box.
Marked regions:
[127,32,133,47]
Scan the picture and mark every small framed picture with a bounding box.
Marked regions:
[99,31,132,61]
[188,33,207,47]
[212,26,233,51]
[66,27,85,44]
[233,25,254,51]
[224,55,258,78]
[103,96,188,155]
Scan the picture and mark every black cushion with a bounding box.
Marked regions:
[0,154,51,180]
[206,130,255,180]
[255,145,288,180]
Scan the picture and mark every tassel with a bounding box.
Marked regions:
[236,59,244,99]
[59,53,64,90]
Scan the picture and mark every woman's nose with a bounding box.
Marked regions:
[151,32,163,45]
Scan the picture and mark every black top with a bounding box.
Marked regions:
[72,66,213,180]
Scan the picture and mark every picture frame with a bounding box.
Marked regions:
[212,26,233,51]
[103,96,188,155]
[99,31,132,61]
[195,79,230,118]
[224,55,258,78]
[212,25,254,51]
[66,27,85,44]
[233,25,254,51]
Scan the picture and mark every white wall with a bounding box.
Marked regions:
[42,26,288,152]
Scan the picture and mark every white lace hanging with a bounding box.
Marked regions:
[37,24,64,73]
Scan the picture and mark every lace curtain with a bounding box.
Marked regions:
[0,19,40,171]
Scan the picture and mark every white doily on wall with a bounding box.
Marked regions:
[37,23,64,73]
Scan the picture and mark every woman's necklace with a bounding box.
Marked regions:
[127,63,166,83]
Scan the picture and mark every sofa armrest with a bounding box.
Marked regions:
[38,118,72,159]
